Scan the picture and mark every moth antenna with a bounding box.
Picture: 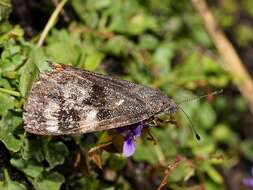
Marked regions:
[174,89,223,140]
[178,89,223,105]
[177,105,200,141]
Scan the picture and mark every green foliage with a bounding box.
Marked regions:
[0,112,22,152]
[45,141,69,170]
[0,0,252,189]
[10,158,44,178]
[0,169,26,190]
[214,0,253,48]
[32,171,65,190]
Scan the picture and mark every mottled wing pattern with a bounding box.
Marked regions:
[23,63,176,135]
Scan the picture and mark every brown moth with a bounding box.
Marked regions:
[23,62,178,135]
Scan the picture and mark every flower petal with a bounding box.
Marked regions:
[133,123,144,137]
[243,178,253,187]
[123,137,135,157]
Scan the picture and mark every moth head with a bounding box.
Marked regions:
[163,100,178,115]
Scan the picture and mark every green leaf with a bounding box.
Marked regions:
[152,128,177,158]
[21,138,44,162]
[0,92,15,116]
[198,103,216,129]
[19,58,39,98]
[45,141,69,170]
[104,36,130,55]
[0,77,11,88]
[0,54,25,73]
[192,139,216,156]
[204,180,224,190]
[0,0,11,22]
[168,162,190,182]
[0,169,26,190]
[18,46,48,97]
[29,46,48,72]
[84,52,104,71]
[0,38,26,75]
[72,1,100,27]
[102,187,115,190]
[45,29,81,65]
[128,13,157,35]
[107,155,126,170]
[133,140,159,165]
[86,0,112,10]
[241,139,253,160]
[32,171,65,190]
[175,53,205,86]
[0,113,22,152]
[68,176,99,190]
[235,24,253,47]
[152,43,174,76]
[242,0,253,17]
[10,157,43,178]
[204,164,224,184]
[138,34,158,50]
[109,15,128,33]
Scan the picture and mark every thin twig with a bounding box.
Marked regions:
[191,0,253,114]
[51,0,70,22]
[38,0,67,46]
[156,156,182,190]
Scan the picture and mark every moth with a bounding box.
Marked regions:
[23,62,180,136]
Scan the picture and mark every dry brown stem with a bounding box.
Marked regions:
[192,0,253,114]
[156,156,182,190]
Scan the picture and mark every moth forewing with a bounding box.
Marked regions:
[23,63,177,135]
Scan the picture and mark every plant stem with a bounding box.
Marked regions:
[38,0,67,47]
[0,88,21,97]
[192,0,253,114]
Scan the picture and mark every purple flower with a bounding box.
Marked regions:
[243,165,253,188]
[117,122,144,157]
[123,136,135,157]
[243,178,253,188]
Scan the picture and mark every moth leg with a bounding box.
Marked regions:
[143,127,157,145]
[146,116,158,127]
[150,119,158,127]
[153,114,178,126]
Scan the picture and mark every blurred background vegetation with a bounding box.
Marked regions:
[0,0,253,189]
